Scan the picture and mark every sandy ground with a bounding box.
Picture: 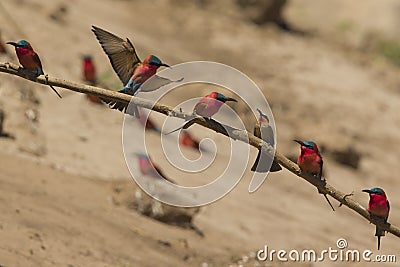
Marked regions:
[1,0,400,266]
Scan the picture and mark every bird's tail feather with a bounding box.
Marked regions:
[49,84,62,98]
[323,194,335,211]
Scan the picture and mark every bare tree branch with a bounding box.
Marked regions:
[1,61,399,239]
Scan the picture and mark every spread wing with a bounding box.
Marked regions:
[92,25,141,85]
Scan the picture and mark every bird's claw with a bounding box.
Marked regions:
[338,191,354,207]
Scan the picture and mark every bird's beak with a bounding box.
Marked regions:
[294,139,305,146]
[6,41,18,47]
[362,189,372,194]
[225,97,237,102]
[160,63,170,68]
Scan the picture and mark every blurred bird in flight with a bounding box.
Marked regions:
[7,40,62,98]
[362,187,390,250]
[92,25,171,118]
[294,140,335,211]
[251,108,281,172]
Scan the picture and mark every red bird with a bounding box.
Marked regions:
[194,91,237,118]
[0,31,7,54]
[362,187,390,250]
[180,130,200,150]
[82,55,96,85]
[7,40,62,98]
[137,108,160,133]
[294,140,335,211]
[136,153,174,183]
[82,55,103,104]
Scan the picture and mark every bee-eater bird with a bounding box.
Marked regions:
[362,187,390,250]
[7,40,62,98]
[193,91,237,118]
[0,32,7,54]
[165,92,237,135]
[137,108,160,133]
[82,55,102,104]
[91,25,169,118]
[136,154,174,183]
[251,108,281,172]
[82,55,96,85]
[294,140,335,211]
[180,130,200,150]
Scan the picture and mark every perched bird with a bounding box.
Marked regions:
[165,92,237,135]
[136,154,173,183]
[81,55,102,104]
[362,188,390,250]
[137,108,160,133]
[91,25,169,117]
[294,140,335,211]
[251,108,281,172]
[193,91,237,118]
[180,130,200,150]
[82,55,96,85]
[7,40,62,98]
[0,31,7,54]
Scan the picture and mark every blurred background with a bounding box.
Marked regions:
[0,0,400,266]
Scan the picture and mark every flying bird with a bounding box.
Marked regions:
[7,40,62,98]
[91,25,170,118]
[251,108,281,172]
[362,187,390,250]
[294,140,335,211]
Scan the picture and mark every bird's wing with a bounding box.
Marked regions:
[32,52,44,75]
[92,25,141,85]
[319,157,324,180]
[387,200,390,219]
[193,101,208,115]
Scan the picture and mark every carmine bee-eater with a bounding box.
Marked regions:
[82,55,96,85]
[137,108,160,133]
[82,55,102,104]
[294,140,335,211]
[7,40,62,98]
[165,92,237,135]
[180,130,200,150]
[91,26,169,118]
[251,108,281,172]
[193,91,237,118]
[0,31,7,54]
[136,153,174,183]
[362,187,390,250]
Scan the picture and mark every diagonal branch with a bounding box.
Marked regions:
[1,61,399,239]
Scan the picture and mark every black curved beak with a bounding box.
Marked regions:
[225,97,237,102]
[6,41,18,47]
[362,189,372,194]
[294,139,304,146]
[159,63,170,68]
